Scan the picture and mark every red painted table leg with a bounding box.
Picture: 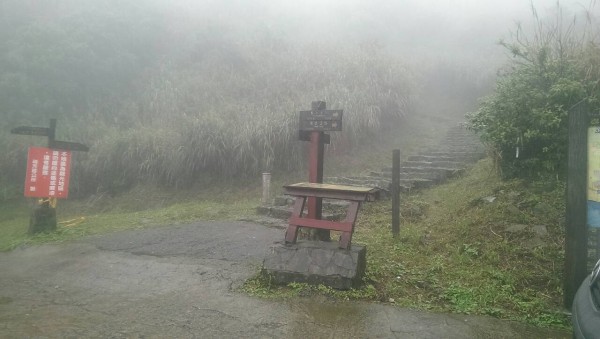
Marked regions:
[338,201,361,249]
[285,197,306,244]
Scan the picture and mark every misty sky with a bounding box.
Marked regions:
[165,0,598,64]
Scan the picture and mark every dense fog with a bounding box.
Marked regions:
[0,0,597,196]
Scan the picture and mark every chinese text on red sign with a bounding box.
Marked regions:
[24,147,71,198]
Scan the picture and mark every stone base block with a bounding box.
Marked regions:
[262,241,366,290]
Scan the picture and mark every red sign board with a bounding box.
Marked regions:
[24,147,71,198]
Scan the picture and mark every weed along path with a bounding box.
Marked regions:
[0,221,568,338]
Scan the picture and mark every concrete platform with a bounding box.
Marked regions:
[262,240,366,289]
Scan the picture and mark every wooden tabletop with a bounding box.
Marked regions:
[283,182,380,201]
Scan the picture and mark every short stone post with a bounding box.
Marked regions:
[262,172,271,206]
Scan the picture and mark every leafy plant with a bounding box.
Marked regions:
[467,4,600,179]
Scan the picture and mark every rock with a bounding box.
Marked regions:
[506,204,522,216]
[507,191,521,199]
[505,224,528,233]
[532,225,549,238]
[419,232,432,246]
[524,237,546,249]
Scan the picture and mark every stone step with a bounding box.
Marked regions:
[441,144,480,149]
[337,175,436,189]
[380,166,463,180]
[436,144,483,150]
[256,205,296,219]
[400,160,466,169]
[407,154,475,163]
[381,165,459,172]
[367,170,447,183]
[256,205,345,220]
[444,133,477,137]
[325,176,436,191]
[420,151,483,159]
[443,137,478,142]
[238,216,288,229]
[325,176,394,189]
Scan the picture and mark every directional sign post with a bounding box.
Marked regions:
[11,118,89,152]
[11,118,89,234]
[297,101,343,241]
[10,126,51,136]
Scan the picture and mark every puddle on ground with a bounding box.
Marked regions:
[287,297,368,338]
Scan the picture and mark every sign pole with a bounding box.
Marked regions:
[308,101,328,241]
[392,149,401,237]
[49,118,56,146]
[564,103,590,308]
[32,118,58,234]
[308,130,328,240]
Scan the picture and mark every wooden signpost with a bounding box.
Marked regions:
[11,118,89,152]
[264,102,378,288]
[11,118,89,234]
[282,101,379,250]
[297,101,343,241]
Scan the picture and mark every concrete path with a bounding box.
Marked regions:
[0,221,569,338]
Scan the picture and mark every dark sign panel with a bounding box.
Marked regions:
[299,110,343,121]
[11,126,50,136]
[299,109,343,132]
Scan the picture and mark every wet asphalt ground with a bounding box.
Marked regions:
[0,221,570,338]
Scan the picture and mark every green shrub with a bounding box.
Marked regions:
[467,6,600,178]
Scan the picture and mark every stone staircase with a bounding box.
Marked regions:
[327,125,485,195]
[251,125,485,226]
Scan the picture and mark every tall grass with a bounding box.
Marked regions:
[51,42,419,196]
[0,134,29,200]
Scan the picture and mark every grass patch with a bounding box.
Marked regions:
[243,158,569,329]
[0,185,259,252]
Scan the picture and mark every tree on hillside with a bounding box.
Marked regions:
[467,6,600,179]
